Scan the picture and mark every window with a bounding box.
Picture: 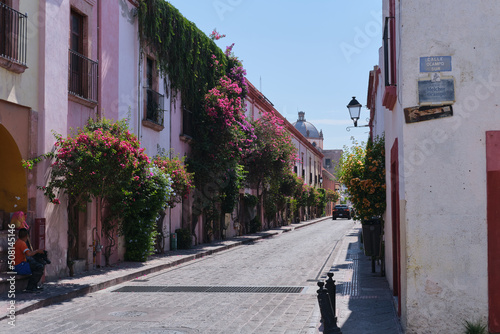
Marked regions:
[382,0,397,110]
[144,57,164,127]
[0,0,27,71]
[325,158,331,168]
[70,11,83,54]
[383,15,396,87]
[182,107,193,138]
[68,9,98,103]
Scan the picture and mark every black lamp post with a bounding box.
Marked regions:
[347,96,362,127]
[346,96,369,131]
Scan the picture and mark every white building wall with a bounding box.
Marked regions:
[382,0,499,332]
[118,1,139,131]
[117,2,174,250]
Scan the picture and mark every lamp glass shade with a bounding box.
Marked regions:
[347,96,362,121]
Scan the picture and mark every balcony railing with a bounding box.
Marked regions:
[145,88,164,126]
[68,49,98,104]
[0,2,27,66]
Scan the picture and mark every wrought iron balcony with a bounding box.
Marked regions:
[145,87,164,126]
[68,49,98,104]
[0,2,27,66]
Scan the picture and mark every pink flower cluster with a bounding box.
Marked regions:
[209,29,226,41]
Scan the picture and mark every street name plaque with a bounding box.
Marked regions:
[418,77,455,105]
[420,56,452,72]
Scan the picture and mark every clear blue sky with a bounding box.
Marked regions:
[167,0,382,150]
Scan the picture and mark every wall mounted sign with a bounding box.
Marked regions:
[404,105,453,124]
[420,56,452,72]
[418,77,455,105]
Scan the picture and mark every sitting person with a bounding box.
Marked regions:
[14,228,45,292]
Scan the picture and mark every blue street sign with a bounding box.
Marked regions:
[420,56,452,72]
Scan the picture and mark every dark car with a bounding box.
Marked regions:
[332,204,351,220]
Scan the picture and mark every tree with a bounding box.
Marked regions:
[337,136,386,221]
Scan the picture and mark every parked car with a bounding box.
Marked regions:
[332,204,351,220]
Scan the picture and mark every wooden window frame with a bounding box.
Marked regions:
[142,55,165,131]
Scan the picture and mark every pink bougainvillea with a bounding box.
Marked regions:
[153,155,194,207]
[209,29,226,41]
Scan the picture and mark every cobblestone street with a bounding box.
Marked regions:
[3,219,353,334]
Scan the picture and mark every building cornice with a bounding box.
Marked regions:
[246,80,324,159]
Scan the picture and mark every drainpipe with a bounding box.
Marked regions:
[168,91,172,246]
[95,0,102,267]
[97,0,101,118]
[137,43,141,140]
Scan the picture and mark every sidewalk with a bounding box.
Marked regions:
[0,216,328,321]
[329,221,404,334]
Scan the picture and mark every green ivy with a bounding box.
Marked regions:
[243,193,258,208]
[138,1,248,236]
[137,0,226,115]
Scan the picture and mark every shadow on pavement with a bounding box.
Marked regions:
[329,230,404,334]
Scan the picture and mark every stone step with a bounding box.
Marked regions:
[0,273,31,294]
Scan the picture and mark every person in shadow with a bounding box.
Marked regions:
[14,228,46,292]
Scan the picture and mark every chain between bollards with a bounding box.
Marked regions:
[317,272,342,334]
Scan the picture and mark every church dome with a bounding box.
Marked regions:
[292,111,322,139]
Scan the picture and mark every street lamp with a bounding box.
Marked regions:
[347,96,362,127]
[346,96,369,131]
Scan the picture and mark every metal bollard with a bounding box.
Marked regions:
[325,272,337,322]
[317,281,342,334]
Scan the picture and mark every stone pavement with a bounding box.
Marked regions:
[1,218,403,333]
[0,217,328,322]
[329,222,404,334]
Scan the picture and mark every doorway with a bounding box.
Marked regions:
[486,131,500,333]
[390,138,401,316]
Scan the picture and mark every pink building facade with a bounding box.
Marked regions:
[245,81,324,226]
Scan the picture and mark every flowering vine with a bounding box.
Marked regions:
[153,155,195,208]
[185,38,254,240]
[209,29,226,40]
[244,110,299,227]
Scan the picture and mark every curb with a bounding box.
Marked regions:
[1,216,331,320]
